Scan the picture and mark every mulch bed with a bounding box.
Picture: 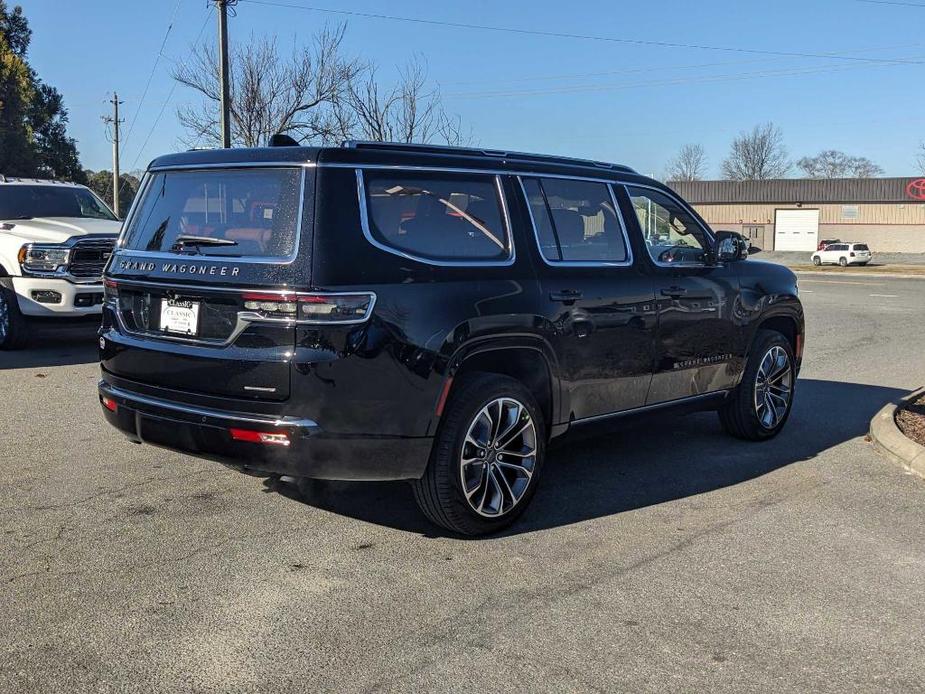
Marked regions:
[896,394,925,447]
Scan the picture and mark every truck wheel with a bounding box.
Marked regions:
[718,330,795,441]
[412,373,546,536]
[0,286,28,350]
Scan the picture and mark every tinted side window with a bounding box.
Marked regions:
[627,186,709,266]
[361,171,510,262]
[522,177,628,263]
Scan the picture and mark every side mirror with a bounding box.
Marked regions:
[714,230,748,263]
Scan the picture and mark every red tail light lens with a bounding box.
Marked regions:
[240,292,375,323]
[101,395,118,412]
[229,428,291,446]
[103,278,118,302]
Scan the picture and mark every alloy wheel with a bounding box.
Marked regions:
[460,397,537,517]
[753,345,793,429]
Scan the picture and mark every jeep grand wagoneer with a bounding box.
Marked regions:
[99,141,804,535]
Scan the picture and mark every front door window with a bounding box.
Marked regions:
[626,187,710,266]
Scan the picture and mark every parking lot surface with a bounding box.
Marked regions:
[2,275,925,693]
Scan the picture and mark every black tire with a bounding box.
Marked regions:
[838,257,848,267]
[0,285,28,350]
[412,373,546,536]
[812,256,821,266]
[718,330,796,441]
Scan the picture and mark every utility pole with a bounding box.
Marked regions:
[101,93,124,217]
[214,0,236,148]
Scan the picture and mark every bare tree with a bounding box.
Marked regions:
[797,149,883,178]
[665,143,707,182]
[173,24,362,147]
[917,143,925,174]
[331,56,471,146]
[721,123,790,180]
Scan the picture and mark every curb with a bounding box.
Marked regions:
[793,270,925,280]
[869,386,925,480]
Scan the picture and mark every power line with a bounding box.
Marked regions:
[242,0,925,65]
[444,55,924,100]
[130,7,214,169]
[857,0,925,6]
[121,0,184,153]
[441,41,922,87]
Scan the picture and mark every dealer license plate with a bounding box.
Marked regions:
[160,299,200,336]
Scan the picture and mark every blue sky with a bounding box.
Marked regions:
[20,0,925,177]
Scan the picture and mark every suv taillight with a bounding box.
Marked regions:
[103,278,119,302]
[241,292,376,324]
[850,252,855,257]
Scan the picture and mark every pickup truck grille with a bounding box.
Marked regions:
[69,238,116,279]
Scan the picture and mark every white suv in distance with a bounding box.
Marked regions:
[0,177,122,349]
[811,242,871,267]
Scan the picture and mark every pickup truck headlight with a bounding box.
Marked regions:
[18,244,71,273]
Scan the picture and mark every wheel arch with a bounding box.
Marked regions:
[433,339,561,439]
[752,311,803,364]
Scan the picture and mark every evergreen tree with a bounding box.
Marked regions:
[0,2,84,181]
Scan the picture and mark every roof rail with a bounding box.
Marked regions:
[341,140,637,174]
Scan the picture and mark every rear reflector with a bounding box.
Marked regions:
[229,428,291,446]
[101,396,118,412]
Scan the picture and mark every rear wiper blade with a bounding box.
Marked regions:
[170,235,239,252]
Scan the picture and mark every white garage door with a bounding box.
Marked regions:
[774,209,819,252]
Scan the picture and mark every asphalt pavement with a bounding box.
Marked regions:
[1,276,924,693]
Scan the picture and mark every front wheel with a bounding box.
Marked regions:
[812,256,822,266]
[719,330,795,441]
[412,373,546,536]
[0,286,28,350]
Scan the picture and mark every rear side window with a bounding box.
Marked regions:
[853,244,869,251]
[361,171,510,262]
[122,168,303,258]
[521,177,629,264]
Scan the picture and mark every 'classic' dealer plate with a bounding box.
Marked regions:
[160,298,200,336]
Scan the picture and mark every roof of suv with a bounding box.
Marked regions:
[146,141,645,183]
[0,176,85,187]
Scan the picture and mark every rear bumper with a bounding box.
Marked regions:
[13,277,104,316]
[98,378,432,481]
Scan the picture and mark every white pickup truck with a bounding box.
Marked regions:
[0,177,122,349]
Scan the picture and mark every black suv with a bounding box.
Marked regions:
[99,141,804,535]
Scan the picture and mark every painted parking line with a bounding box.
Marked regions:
[799,279,884,286]
[870,293,899,298]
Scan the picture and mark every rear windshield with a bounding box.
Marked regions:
[121,168,303,258]
[0,185,117,221]
[853,244,869,251]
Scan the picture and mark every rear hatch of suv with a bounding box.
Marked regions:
[101,162,311,403]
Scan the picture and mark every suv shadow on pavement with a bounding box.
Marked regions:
[265,378,906,537]
[0,320,99,370]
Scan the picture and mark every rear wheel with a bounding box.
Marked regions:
[413,373,545,536]
[719,330,795,441]
[838,257,848,267]
[0,286,28,350]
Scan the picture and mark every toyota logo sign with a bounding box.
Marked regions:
[905,178,925,200]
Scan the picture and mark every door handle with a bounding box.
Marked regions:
[660,286,687,298]
[550,289,583,303]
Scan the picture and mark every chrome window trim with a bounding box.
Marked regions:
[623,182,715,269]
[115,166,308,266]
[516,176,635,268]
[355,168,516,268]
